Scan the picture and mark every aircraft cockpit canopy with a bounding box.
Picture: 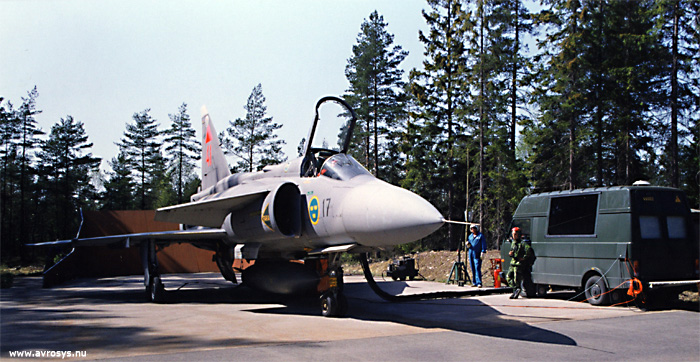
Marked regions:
[301,96,357,177]
[306,97,355,154]
[319,154,371,181]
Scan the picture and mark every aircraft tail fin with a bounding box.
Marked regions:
[201,106,231,190]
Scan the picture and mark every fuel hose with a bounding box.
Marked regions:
[358,253,512,302]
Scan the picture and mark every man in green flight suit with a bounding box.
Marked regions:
[506,227,534,299]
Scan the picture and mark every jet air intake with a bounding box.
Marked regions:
[224,182,302,242]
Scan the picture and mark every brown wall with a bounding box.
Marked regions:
[45,211,220,284]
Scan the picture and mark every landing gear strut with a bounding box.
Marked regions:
[141,240,165,303]
[316,254,347,317]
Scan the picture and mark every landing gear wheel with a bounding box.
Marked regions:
[584,274,610,306]
[320,292,347,317]
[147,276,165,303]
[214,248,237,284]
[321,293,338,317]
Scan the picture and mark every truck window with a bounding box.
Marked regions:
[547,194,598,236]
[639,216,661,239]
[511,218,531,242]
[667,216,687,239]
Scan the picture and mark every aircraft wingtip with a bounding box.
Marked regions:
[201,105,209,118]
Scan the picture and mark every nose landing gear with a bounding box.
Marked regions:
[315,254,348,317]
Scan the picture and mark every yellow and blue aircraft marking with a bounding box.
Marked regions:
[308,196,320,225]
[261,204,273,231]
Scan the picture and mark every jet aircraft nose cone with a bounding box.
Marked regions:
[342,179,444,246]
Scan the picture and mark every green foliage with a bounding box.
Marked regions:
[102,151,135,210]
[344,10,408,184]
[405,0,531,249]
[117,109,163,209]
[405,0,473,250]
[1,87,45,262]
[163,103,200,204]
[222,84,286,172]
[36,116,101,239]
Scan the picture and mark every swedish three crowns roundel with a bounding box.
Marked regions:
[308,196,320,225]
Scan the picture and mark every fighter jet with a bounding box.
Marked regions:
[33,96,445,317]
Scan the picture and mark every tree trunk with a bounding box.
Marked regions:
[670,0,679,187]
[510,0,519,157]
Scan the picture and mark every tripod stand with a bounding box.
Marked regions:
[446,227,471,286]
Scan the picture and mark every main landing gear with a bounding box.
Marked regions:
[214,246,238,284]
[141,240,165,303]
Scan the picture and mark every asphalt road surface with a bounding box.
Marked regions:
[1,273,698,361]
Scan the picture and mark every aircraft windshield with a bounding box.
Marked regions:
[319,154,370,181]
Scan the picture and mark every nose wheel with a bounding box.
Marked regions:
[316,254,347,317]
[320,290,348,317]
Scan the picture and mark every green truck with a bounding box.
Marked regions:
[500,185,699,306]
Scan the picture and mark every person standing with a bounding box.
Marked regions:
[466,225,486,288]
[506,227,535,299]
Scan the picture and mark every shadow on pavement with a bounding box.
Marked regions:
[1,273,580,356]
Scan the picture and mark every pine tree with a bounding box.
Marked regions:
[527,0,670,189]
[222,84,286,172]
[101,151,136,210]
[655,0,699,195]
[117,109,162,209]
[16,87,44,252]
[526,0,588,190]
[0,98,21,256]
[461,0,529,245]
[36,116,100,239]
[344,10,408,181]
[406,0,472,250]
[163,103,200,204]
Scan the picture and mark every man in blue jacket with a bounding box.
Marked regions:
[466,225,486,288]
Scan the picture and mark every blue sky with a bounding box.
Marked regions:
[1,0,428,170]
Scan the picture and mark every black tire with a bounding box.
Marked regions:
[147,276,165,303]
[535,284,548,298]
[584,275,610,306]
[214,252,237,284]
[321,293,338,317]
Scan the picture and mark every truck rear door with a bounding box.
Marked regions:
[630,189,697,282]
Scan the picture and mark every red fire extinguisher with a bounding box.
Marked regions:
[492,258,502,288]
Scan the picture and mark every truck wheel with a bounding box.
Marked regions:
[584,275,610,306]
[535,284,548,297]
